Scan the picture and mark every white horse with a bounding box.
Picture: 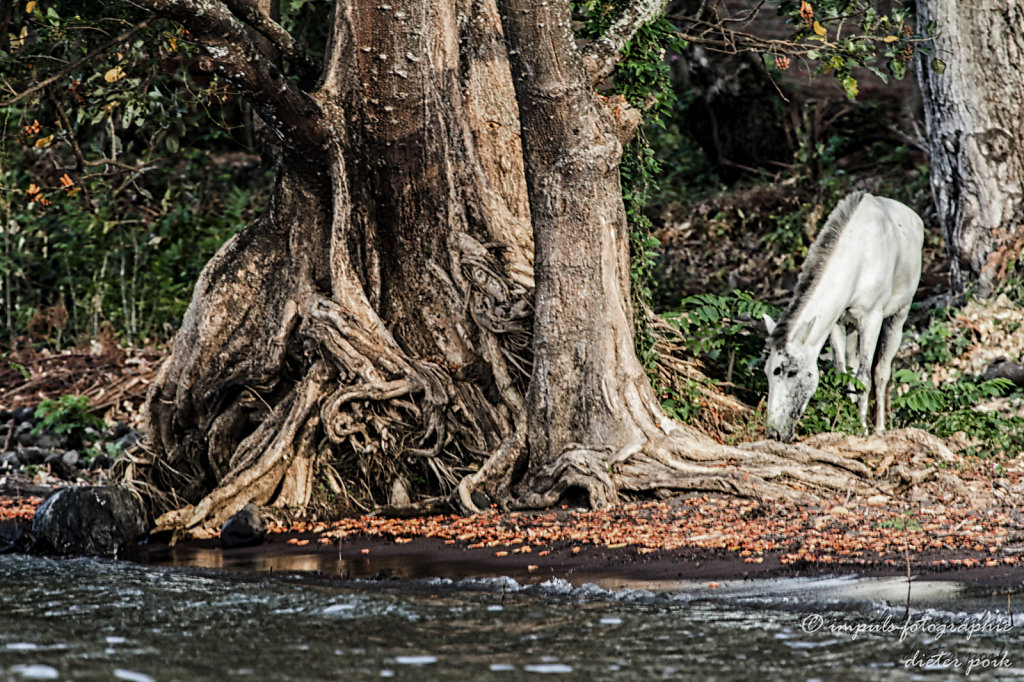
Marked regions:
[762,191,923,442]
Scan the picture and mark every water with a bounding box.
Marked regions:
[1,554,1023,680]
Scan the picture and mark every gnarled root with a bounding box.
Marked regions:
[456,369,901,514]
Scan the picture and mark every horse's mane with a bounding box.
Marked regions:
[767,191,867,347]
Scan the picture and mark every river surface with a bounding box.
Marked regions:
[1,553,1023,680]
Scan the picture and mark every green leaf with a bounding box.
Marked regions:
[888,58,907,80]
[841,76,859,99]
[930,58,947,74]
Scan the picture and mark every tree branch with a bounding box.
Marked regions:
[131,0,330,163]
[581,0,668,85]
[1,18,153,107]
[222,0,320,87]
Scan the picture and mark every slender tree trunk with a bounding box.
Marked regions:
[916,0,1024,294]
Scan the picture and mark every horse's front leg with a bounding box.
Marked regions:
[872,306,911,433]
[829,324,847,372]
[854,313,884,429]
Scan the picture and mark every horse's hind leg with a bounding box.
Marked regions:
[871,306,910,433]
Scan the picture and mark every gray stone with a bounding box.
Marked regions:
[62,450,80,470]
[34,434,66,450]
[220,504,267,549]
[32,486,148,557]
[113,431,141,452]
[0,451,20,468]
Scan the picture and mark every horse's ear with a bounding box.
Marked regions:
[795,316,817,345]
[762,314,776,335]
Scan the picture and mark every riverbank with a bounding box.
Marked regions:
[5,483,1024,589]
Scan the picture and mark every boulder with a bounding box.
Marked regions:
[0,451,20,469]
[32,486,148,557]
[220,504,267,549]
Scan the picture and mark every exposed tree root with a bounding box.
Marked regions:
[130,228,535,534]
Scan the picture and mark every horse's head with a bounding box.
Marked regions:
[763,315,819,442]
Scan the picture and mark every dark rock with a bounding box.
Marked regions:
[90,454,112,470]
[43,451,74,479]
[12,407,35,423]
[220,504,267,549]
[109,421,132,440]
[470,489,491,511]
[0,408,12,422]
[0,451,20,469]
[16,431,36,447]
[983,358,1024,386]
[32,486,148,557]
[17,447,48,466]
[42,450,82,479]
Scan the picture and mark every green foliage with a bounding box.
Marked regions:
[664,291,779,394]
[878,512,922,532]
[890,369,1024,458]
[0,1,269,348]
[775,1,933,99]
[891,370,1012,415]
[83,440,124,465]
[32,394,105,439]
[797,368,866,437]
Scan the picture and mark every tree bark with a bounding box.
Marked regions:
[916,0,1024,294]
[130,0,535,531]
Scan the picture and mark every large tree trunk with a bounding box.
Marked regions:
[916,0,1024,295]
[124,0,922,534]
[131,0,535,531]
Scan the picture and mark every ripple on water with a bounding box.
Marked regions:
[8,664,59,680]
[394,655,437,665]
[523,663,574,673]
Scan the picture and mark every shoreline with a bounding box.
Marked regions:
[5,485,1024,590]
